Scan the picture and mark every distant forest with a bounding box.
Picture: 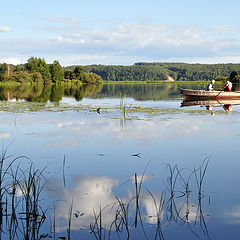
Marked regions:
[76,62,240,82]
[1,60,240,84]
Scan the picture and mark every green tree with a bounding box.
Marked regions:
[9,71,33,83]
[49,60,64,83]
[64,69,75,80]
[0,63,7,81]
[31,72,44,83]
[82,72,103,84]
[74,65,84,79]
[26,57,51,83]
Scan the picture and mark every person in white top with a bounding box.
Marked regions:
[206,80,215,91]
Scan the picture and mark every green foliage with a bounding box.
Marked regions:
[6,71,44,84]
[83,64,169,82]
[64,66,103,84]
[229,71,240,91]
[49,60,64,83]
[74,65,84,79]
[31,72,44,83]
[4,59,240,85]
[8,71,33,83]
[13,65,22,72]
[215,76,228,82]
[83,62,240,82]
[82,72,103,84]
[64,69,76,80]
[26,57,51,83]
[230,71,238,81]
[0,64,7,81]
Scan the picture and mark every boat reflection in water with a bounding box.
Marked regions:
[180,99,240,114]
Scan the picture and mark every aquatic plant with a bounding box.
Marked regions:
[0,145,211,240]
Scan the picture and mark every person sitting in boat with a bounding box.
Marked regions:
[206,80,215,91]
[223,80,232,92]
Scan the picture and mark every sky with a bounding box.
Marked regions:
[1,0,240,66]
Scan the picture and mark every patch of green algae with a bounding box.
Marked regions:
[0,101,229,117]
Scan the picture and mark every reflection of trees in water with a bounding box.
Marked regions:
[0,83,205,102]
[0,83,103,103]
[92,83,203,101]
[50,85,65,102]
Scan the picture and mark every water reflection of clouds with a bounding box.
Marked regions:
[52,174,163,232]
[56,121,77,128]
[54,118,204,139]
[130,174,150,183]
[224,206,240,224]
[176,202,199,223]
[46,140,78,147]
[140,192,164,224]
[141,193,199,224]
[0,132,10,138]
[50,173,202,233]
[117,119,205,143]
[53,175,118,231]
[11,113,240,147]
[36,116,231,150]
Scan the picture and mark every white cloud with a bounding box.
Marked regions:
[0,26,11,32]
[44,17,78,24]
[56,36,86,44]
[0,57,22,65]
[1,23,240,65]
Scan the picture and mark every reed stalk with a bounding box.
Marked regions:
[67,198,73,240]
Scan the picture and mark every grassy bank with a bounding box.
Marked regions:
[0,79,83,87]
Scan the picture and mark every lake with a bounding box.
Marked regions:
[0,83,240,240]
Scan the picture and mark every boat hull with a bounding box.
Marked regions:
[179,88,240,100]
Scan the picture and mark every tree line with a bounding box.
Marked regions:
[0,57,103,84]
[82,62,240,82]
[2,60,240,84]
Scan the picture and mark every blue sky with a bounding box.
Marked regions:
[1,0,240,66]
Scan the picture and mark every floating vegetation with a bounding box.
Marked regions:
[0,101,230,118]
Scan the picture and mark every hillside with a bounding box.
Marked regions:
[81,62,240,82]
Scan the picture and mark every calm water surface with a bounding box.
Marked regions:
[0,83,240,239]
